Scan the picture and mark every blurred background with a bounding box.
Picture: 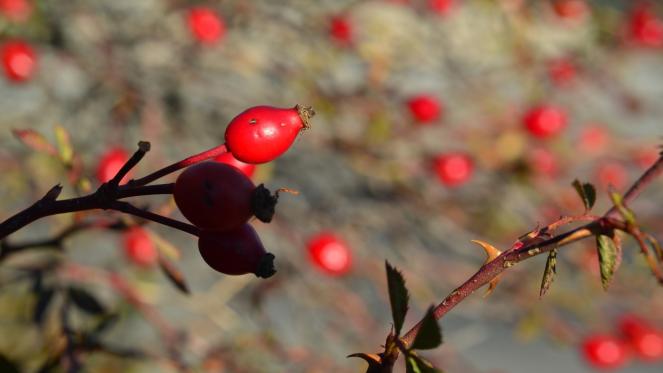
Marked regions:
[0,0,662,372]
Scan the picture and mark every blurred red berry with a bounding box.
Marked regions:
[0,0,31,22]
[307,232,352,276]
[633,148,659,169]
[123,227,158,268]
[428,0,455,16]
[628,5,663,47]
[408,94,442,124]
[329,15,353,46]
[619,315,663,362]
[214,151,257,178]
[186,7,225,44]
[1,40,36,83]
[581,334,630,370]
[578,125,609,154]
[523,105,567,139]
[528,147,558,177]
[552,0,589,21]
[433,152,473,187]
[96,148,130,184]
[595,161,627,190]
[548,57,577,86]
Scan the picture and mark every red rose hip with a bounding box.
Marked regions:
[407,94,442,124]
[198,224,276,278]
[581,334,630,370]
[307,232,352,276]
[523,105,567,139]
[329,15,353,46]
[1,40,36,83]
[96,147,130,184]
[628,5,663,48]
[186,6,225,44]
[619,315,663,362]
[123,227,158,267]
[433,152,473,187]
[0,0,32,22]
[213,151,257,178]
[174,161,255,231]
[224,105,314,164]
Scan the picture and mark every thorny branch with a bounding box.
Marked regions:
[373,153,663,371]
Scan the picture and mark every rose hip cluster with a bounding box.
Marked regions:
[581,314,663,371]
[173,105,313,278]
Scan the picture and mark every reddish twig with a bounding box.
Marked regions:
[127,144,227,187]
[399,155,663,349]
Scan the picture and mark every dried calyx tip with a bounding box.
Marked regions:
[255,253,276,278]
[251,184,278,223]
[295,104,315,130]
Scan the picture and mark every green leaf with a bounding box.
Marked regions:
[385,261,409,336]
[539,249,557,298]
[54,125,74,165]
[68,287,105,315]
[410,306,442,350]
[406,353,445,373]
[609,191,636,226]
[572,179,596,211]
[12,128,58,156]
[596,234,619,290]
[159,257,190,294]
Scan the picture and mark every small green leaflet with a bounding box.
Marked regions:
[406,352,445,373]
[596,234,619,290]
[54,125,74,165]
[386,261,409,336]
[539,248,557,298]
[572,180,596,211]
[410,306,442,350]
[609,192,636,226]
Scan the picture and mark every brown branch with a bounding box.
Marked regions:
[109,201,199,237]
[399,154,663,348]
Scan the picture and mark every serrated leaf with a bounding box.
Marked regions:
[572,179,596,211]
[406,353,445,373]
[68,287,106,315]
[471,240,502,296]
[33,288,55,326]
[596,234,619,290]
[539,249,557,298]
[410,306,442,350]
[54,125,74,165]
[12,129,58,156]
[609,191,636,226]
[385,261,409,336]
[0,354,20,373]
[159,257,190,294]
